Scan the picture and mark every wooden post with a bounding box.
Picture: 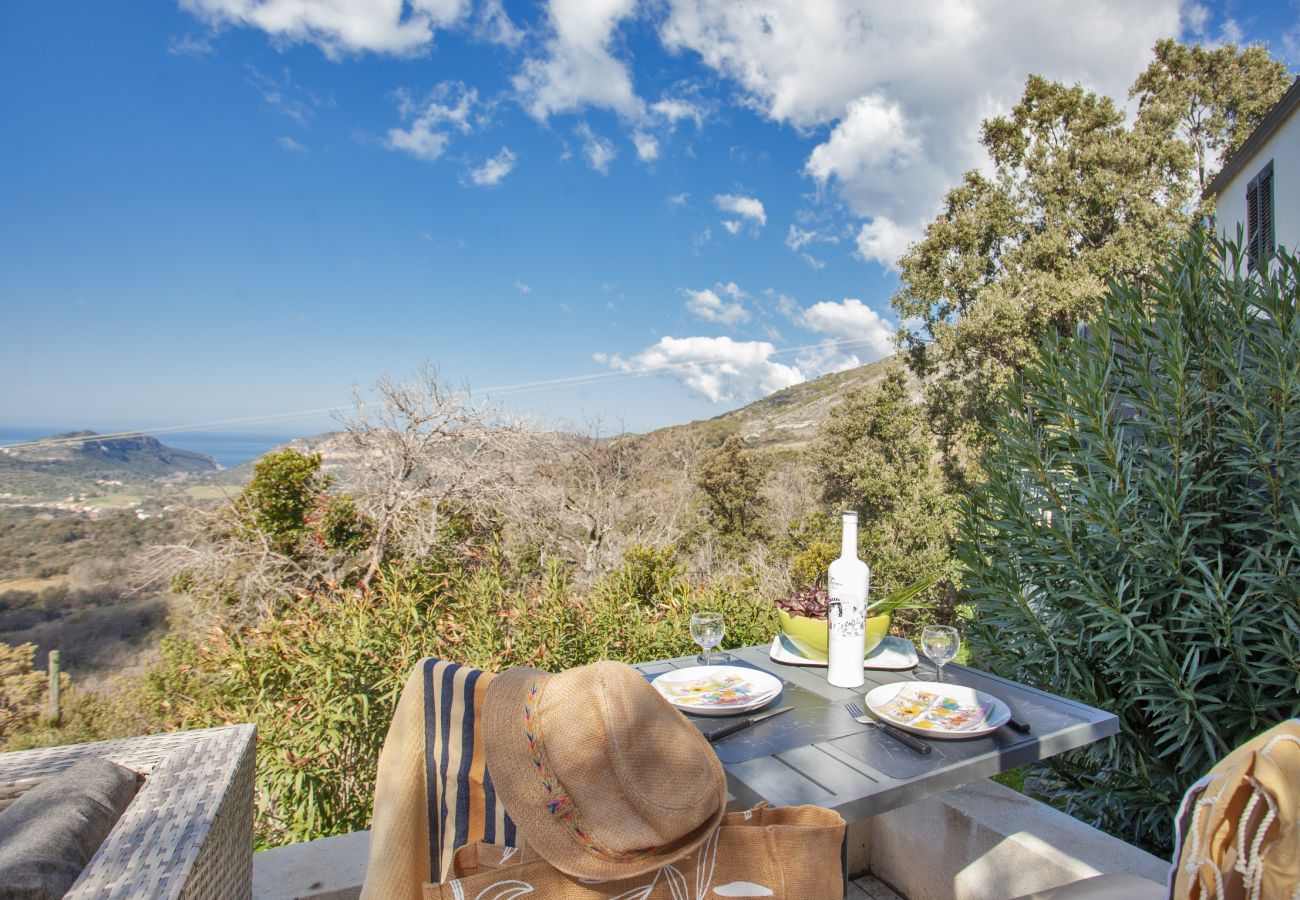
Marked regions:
[47,650,61,726]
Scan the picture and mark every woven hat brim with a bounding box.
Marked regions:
[482,667,727,880]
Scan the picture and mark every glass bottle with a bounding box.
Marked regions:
[827,511,870,688]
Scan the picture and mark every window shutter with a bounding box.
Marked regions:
[1259,161,1275,262]
[1247,176,1260,269]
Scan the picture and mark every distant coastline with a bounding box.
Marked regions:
[0,427,295,469]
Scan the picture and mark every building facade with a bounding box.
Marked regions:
[1206,77,1299,266]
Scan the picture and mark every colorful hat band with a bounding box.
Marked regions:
[523,679,661,863]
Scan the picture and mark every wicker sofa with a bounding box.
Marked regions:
[0,724,256,899]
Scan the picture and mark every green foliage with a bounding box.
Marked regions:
[0,642,51,743]
[893,42,1292,471]
[598,544,687,609]
[961,232,1300,855]
[240,449,331,554]
[810,371,958,620]
[145,546,779,847]
[1131,39,1291,192]
[0,508,177,580]
[695,435,768,543]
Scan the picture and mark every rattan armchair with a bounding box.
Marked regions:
[0,724,256,899]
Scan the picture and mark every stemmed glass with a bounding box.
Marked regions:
[921,625,960,683]
[690,612,726,666]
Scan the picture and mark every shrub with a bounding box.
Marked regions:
[145,549,778,847]
[961,232,1300,854]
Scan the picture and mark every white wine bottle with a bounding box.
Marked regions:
[827,510,870,688]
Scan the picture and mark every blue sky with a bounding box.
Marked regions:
[1,1,1296,438]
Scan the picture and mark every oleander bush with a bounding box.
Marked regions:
[961,230,1300,854]
[144,548,778,847]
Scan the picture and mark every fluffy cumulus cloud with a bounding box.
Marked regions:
[782,296,896,374]
[683,282,749,325]
[660,0,1184,267]
[385,82,477,162]
[796,298,895,359]
[466,146,517,186]
[180,0,470,58]
[597,336,803,403]
[633,131,660,161]
[714,193,766,235]
[513,0,643,120]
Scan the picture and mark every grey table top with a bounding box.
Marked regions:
[635,645,1118,824]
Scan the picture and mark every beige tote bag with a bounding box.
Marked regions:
[423,805,846,900]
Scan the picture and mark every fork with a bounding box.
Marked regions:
[844,702,933,755]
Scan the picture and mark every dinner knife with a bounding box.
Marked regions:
[876,720,933,755]
[706,705,793,742]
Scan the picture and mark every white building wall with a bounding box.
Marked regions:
[1214,101,1300,254]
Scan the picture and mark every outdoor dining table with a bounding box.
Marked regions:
[635,644,1118,825]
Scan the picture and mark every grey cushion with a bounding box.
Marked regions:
[1008,873,1167,900]
[0,757,139,899]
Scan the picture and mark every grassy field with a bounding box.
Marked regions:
[82,492,146,506]
[0,574,70,593]
[183,484,237,500]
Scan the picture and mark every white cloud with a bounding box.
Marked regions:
[513,0,643,121]
[795,298,895,361]
[474,0,524,48]
[683,282,749,325]
[633,131,660,161]
[168,33,214,56]
[786,224,839,267]
[515,280,533,294]
[668,192,689,206]
[467,146,517,186]
[651,95,706,128]
[661,0,1185,268]
[714,193,766,234]
[853,217,919,270]
[180,0,470,59]
[385,82,477,163]
[597,335,803,402]
[277,136,306,151]
[576,122,617,174]
[244,65,324,125]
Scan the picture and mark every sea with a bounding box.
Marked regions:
[0,427,298,469]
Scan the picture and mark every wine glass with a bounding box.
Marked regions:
[921,625,960,683]
[690,612,726,666]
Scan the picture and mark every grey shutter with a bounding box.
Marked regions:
[1259,161,1274,261]
[1247,175,1260,269]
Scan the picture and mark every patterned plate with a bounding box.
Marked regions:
[864,681,1010,739]
[651,665,783,717]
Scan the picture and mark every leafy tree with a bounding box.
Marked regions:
[809,371,957,614]
[695,435,768,540]
[0,642,51,744]
[1132,39,1290,193]
[893,42,1292,473]
[961,233,1300,854]
[240,449,330,555]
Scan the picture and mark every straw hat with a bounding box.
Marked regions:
[482,660,727,880]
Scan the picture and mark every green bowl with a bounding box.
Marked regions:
[777,609,891,655]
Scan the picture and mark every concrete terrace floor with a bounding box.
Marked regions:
[850,875,907,899]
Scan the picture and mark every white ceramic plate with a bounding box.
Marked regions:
[864,680,1010,739]
[651,665,783,717]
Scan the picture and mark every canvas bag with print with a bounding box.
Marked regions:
[422,804,846,900]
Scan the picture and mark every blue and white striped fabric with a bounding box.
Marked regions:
[362,658,517,900]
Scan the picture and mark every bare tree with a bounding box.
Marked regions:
[337,365,538,585]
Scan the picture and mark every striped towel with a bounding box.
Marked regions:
[362,659,517,900]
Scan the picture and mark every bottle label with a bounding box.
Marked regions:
[828,575,865,638]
